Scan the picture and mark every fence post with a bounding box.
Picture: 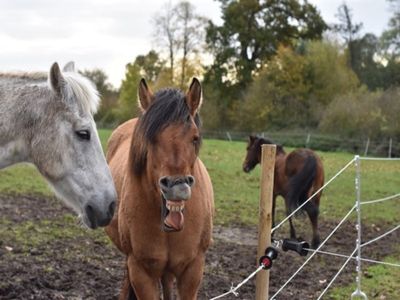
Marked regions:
[388,138,392,158]
[364,138,370,157]
[226,132,232,142]
[306,133,311,148]
[256,144,276,300]
[351,155,368,300]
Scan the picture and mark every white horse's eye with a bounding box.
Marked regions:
[76,130,91,141]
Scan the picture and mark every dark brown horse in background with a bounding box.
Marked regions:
[243,136,324,248]
[105,79,214,299]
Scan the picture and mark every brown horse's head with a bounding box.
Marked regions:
[130,78,203,232]
[243,136,279,173]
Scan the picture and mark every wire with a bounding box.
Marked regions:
[361,224,400,248]
[303,248,400,268]
[361,193,400,205]
[316,248,358,300]
[209,265,264,300]
[360,157,400,161]
[270,205,356,299]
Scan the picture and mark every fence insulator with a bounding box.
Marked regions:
[282,239,310,256]
[259,246,279,270]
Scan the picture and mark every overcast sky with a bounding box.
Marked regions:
[0,0,393,87]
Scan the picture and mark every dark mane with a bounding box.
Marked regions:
[257,137,285,154]
[130,88,202,175]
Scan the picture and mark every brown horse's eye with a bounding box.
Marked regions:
[192,136,199,146]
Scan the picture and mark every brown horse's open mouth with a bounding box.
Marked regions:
[161,196,186,232]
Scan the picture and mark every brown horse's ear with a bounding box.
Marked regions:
[186,78,202,115]
[138,79,154,112]
[249,135,256,143]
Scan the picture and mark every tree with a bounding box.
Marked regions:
[240,46,311,130]
[381,0,400,56]
[175,1,206,88]
[332,2,363,70]
[134,50,164,84]
[153,1,180,83]
[117,51,166,122]
[305,40,359,108]
[238,40,359,132]
[118,63,142,121]
[80,69,118,124]
[153,1,205,87]
[203,0,326,129]
[206,0,327,89]
[351,33,384,90]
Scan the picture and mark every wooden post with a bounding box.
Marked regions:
[255,144,276,300]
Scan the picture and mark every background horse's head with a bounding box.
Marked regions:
[243,136,277,173]
[30,62,116,229]
[130,78,203,232]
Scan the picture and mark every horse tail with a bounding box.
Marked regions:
[287,155,317,215]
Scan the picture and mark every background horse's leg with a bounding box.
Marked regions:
[126,255,160,300]
[176,255,205,300]
[288,216,296,239]
[284,197,297,239]
[304,201,320,249]
[272,195,277,230]
[161,272,174,300]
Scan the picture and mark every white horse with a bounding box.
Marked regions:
[0,62,117,229]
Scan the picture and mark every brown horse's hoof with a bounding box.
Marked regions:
[312,236,320,249]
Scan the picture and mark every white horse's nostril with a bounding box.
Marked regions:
[108,201,116,218]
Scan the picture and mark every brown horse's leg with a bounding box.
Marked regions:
[161,272,174,300]
[272,195,277,230]
[176,255,205,300]
[271,195,277,242]
[284,197,296,239]
[305,201,320,249]
[119,272,137,300]
[288,216,296,239]
[126,255,160,300]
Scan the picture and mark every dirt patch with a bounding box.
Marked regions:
[0,195,399,299]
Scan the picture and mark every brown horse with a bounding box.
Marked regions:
[243,136,324,248]
[105,78,214,299]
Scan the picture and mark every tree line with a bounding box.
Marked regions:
[86,0,400,142]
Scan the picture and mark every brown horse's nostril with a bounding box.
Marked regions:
[159,176,170,189]
[186,175,195,187]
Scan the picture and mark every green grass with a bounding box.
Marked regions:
[1,129,399,298]
[1,130,400,224]
[0,215,110,252]
[328,246,400,299]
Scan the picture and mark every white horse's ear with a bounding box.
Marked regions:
[63,61,75,72]
[49,62,65,94]
[186,78,202,116]
[138,79,154,112]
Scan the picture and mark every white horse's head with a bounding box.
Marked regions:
[30,62,116,229]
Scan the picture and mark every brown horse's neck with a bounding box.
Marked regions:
[275,145,286,156]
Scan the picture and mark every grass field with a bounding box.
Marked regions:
[1,128,399,298]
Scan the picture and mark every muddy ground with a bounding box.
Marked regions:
[0,195,398,300]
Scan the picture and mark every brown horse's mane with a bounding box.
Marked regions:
[257,137,285,155]
[130,88,202,176]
